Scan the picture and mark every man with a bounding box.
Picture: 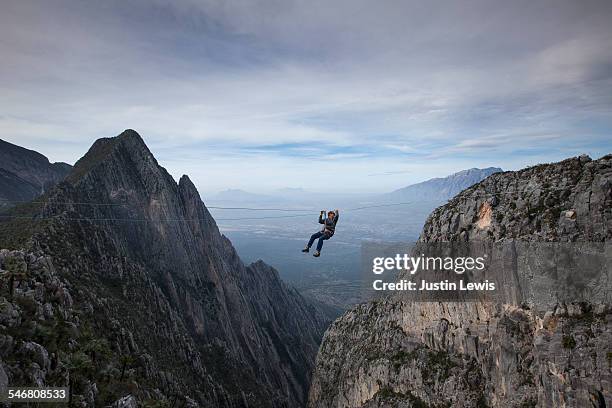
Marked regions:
[302,209,339,257]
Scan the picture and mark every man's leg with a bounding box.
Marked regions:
[316,234,330,252]
[307,231,323,248]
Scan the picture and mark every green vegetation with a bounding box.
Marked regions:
[566,306,596,329]
[476,394,489,408]
[375,387,430,408]
[562,335,576,349]
[0,251,163,406]
[381,346,458,383]
[0,256,27,299]
[0,200,46,249]
[390,347,422,371]
[518,371,535,387]
[495,212,504,223]
[65,351,94,405]
[520,397,538,408]
[142,400,172,408]
[421,350,457,384]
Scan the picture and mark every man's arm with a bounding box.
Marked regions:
[334,209,339,225]
[319,210,325,224]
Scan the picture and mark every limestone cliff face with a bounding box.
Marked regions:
[0,130,327,407]
[309,155,612,408]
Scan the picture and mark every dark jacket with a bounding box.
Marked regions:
[319,210,339,236]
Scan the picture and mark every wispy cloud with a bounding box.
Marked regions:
[367,170,412,177]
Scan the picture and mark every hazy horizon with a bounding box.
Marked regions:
[2,134,609,195]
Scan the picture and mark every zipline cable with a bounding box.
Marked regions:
[0,182,575,212]
[0,199,419,214]
[0,200,312,211]
[0,202,417,222]
[0,214,314,222]
[0,184,577,223]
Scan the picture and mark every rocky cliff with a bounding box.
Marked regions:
[422,155,610,242]
[0,130,328,407]
[0,139,71,209]
[309,155,611,407]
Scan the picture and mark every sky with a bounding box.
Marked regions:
[1,0,611,194]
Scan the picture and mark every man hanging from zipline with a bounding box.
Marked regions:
[302,209,339,257]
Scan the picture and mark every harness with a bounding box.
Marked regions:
[321,216,336,237]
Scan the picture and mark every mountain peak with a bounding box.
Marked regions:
[455,166,502,175]
[115,128,148,148]
[178,174,194,186]
[178,174,201,199]
[118,128,141,138]
[66,129,153,184]
[0,138,51,165]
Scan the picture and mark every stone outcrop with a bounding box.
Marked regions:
[0,130,328,407]
[309,155,612,408]
[422,155,611,242]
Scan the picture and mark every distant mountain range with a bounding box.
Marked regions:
[209,168,503,206]
[209,188,277,203]
[384,167,503,202]
[0,139,71,208]
[209,187,314,204]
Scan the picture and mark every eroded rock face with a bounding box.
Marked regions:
[309,155,612,408]
[309,299,612,408]
[112,395,137,408]
[1,130,328,407]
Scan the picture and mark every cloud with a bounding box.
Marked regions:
[0,0,611,192]
[367,170,412,177]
